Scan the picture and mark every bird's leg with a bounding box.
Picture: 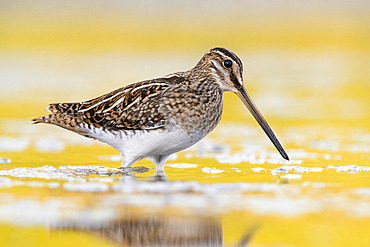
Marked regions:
[119,154,137,169]
[153,155,170,176]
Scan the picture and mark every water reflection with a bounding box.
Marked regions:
[118,167,168,181]
[52,213,255,247]
[53,214,222,246]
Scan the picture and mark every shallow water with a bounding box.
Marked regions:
[0,47,369,246]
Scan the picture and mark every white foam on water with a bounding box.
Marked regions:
[294,167,324,173]
[201,167,224,174]
[270,165,295,175]
[327,164,369,172]
[0,165,120,181]
[251,167,266,172]
[280,174,303,180]
[0,165,69,180]
[270,165,335,175]
[270,164,369,175]
[168,163,197,169]
[1,164,367,186]
[59,165,119,172]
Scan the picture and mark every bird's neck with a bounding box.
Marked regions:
[186,66,222,94]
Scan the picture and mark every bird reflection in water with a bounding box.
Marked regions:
[81,165,168,181]
[51,214,256,247]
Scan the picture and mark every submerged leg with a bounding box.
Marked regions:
[120,154,139,169]
[153,155,170,176]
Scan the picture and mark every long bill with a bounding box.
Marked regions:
[236,85,289,160]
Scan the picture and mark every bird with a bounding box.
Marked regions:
[32,47,289,174]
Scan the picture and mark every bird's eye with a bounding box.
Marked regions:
[223,59,232,68]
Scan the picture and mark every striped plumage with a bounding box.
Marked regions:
[33,47,288,174]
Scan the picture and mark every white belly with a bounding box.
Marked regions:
[85,125,206,162]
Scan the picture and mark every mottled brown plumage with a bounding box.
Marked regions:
[33,47,288,174]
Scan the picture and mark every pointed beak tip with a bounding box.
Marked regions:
[282,152,290,161]
[237,87,290,162]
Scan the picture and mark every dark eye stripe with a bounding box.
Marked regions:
[212,47,243,69]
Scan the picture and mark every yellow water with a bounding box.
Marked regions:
[1,2,370,246]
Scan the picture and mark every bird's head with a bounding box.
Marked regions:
[195,47,289,160]
[200,47,245,93]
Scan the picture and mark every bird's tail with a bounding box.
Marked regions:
[31,114,53,124]
[31,104,59,124]
[31,107,93,139]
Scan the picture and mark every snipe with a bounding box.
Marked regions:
[32,47,289,174]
